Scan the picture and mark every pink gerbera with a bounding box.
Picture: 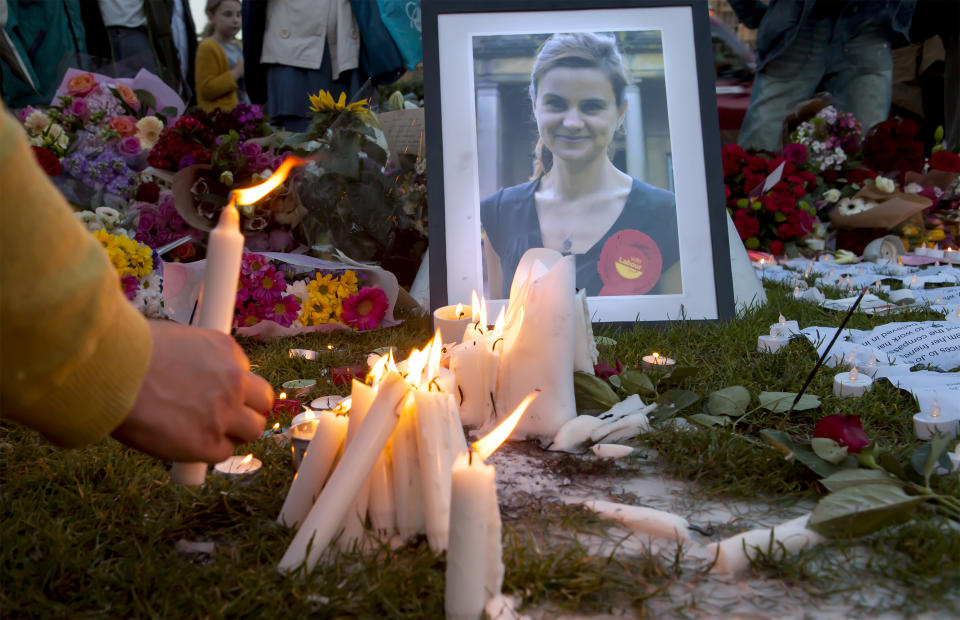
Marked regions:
[121,275,139,300]
[241,253,271,276]
[341,286,388,330]
[266,294,301,327]
[234,301,265,327]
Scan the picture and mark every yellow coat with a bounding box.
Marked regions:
[0,104,152,447]
[195,37,239,113]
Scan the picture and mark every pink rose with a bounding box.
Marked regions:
[115,83,140,111]
[65,73,97,97]
[69,98,89,119]
[240,141,262,157]
[108,115,138,137]
[119,136,142,157]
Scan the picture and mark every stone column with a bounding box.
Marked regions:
[624,81,645,182]
[475,82,502,199]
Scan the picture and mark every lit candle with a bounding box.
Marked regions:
[270,392,301,420]
[770,314,799,338]
[393,392,426,539]
[172,199,245,486]
[445,392,538,620]
[281,379,316,400]
[641,351,676,370]
[947,306,960,323]
[433,301,474,344]
[913,401,960,440]
[367,437,396,536]
[277,409,349,528]
[213,453,261,478]
[832,367,873,398]
[448,313,502,429]
[278,371,409,572]
[757,326,790,353]
[337,380,379,549]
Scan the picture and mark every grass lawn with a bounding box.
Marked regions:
[2,284,958,617]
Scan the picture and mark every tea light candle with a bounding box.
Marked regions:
[770,314,799,338]
[913,401,960,440]
[281,379,316,400]
[946,306,960,323]
[434,302,473,345]
[311,395,346,411]
[271,393,301,419]
[213,453,262,478]
[833,367,873,398]
[641,352,676,370]
[757,326,789,353]
[856,352,887,377]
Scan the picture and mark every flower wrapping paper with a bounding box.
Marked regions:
[161,252,401,338]
[830,185,932,230]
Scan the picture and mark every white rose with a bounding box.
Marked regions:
[47,123,64,139]
[823,188,841,203]
[875,176,896,194]
[24,110,51,132]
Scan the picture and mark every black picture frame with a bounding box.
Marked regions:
[423,0,734,323]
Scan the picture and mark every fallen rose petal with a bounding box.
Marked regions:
[813,414,870,454]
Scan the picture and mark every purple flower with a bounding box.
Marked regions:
[241,253,271,275]
[240,141,262,157]
[249,265,286,304]
[70,98,89,119]
[252,153,273,171]
[265,294,301,327]
[268,228,295,252]
[178,153,197,169]
[119,136,141,157]
[121,275,139,300]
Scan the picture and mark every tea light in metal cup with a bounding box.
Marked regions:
[281,378,316,400]
[833,367,873,398]
[289,411,322,470]
[913,401,960,440]
[310,395,345,411]
[289,345,340,361]
[641,351,676,370]
[271,393,301,418]
[213,453,262,478]
[433,302,473,345]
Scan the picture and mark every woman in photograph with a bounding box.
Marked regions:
[481,32,681,298]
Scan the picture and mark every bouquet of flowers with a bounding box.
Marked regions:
[146,104,270,172]
[23,69,179,208]
[788,105,863,171]
[76,207,165,318]
[722,144,819,255]
[130,180,203,260]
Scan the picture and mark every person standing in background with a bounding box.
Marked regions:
[80,0,197,104]
[195,0,248,112]
[730,0,916,151]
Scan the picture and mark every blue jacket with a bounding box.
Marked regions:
[728,0,916,70]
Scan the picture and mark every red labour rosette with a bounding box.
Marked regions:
[597,229,663,296]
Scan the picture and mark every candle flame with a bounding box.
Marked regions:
[327,344,335,350]
[652,352,660,361]
[455,302,465,319]
[404,331,443,388]
[303,409,316,421]
[849,367,858,381]
[241,453,253,465]
[231,156,307,205]
[368,350,396,385]
[472,391,540,460]
[491,306,505,337]
[794,286,800,297]
[279,392,287,400]
[931,401,941,418]
[272,422,280,431]
[478,297,488,332]
[868,352,876,366]
[778,314,786,326]
[471,290,480,318]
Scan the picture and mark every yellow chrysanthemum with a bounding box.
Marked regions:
[308,273,339,299]
[93,229,153,279]
[336,270,359,299]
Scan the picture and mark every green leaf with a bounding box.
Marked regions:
[133,88,157,113]
[794,444,850,478]
[878,452,910,482]
[911,436,956,484]
[608,374,622,389]
[618,369,655,396]
[811,438,849,464]
[758,391,821,413]
[573,371,621,413]
[660,366,699,383]
[705,386,750,417]
[594,336,617,347]
[820,469,902,492]
[660,389,700,412]
[688,413,729,427]
[760,429,796,456]
[159,106,178,118]
[808,484,925,538]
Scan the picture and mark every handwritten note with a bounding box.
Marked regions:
[849,322,960,370]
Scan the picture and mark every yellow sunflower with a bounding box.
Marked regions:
[307,89,371,116]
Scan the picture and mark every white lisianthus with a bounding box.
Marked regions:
[135,116,164,150]
[219,170,234,186]
[24,110,51,132]
[95,206,122,227]
[285,280,310,302]
[46,123,64,139]
[874,176,896,194]
[57,133,69,149]
[823,188,841,203]
[903,182,924,194]
[77,211,99,227]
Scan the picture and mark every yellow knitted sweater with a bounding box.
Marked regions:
[0,104,153,447]
[195,37,239,113]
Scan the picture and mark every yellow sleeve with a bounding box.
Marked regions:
[0,105,153,448]
[195,38,238,104]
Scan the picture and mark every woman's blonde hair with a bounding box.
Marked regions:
[529,32,630,178]
[201,0,238,38]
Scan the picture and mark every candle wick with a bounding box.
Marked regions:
[429,377,442,392]
[468,450,473,466]
[492,337,504,352]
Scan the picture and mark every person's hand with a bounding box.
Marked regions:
[231,59,245,81]
[111,321,272,463]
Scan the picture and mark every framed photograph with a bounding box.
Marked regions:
[423,0,734,323]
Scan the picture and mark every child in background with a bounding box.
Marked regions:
[195,0,249,112]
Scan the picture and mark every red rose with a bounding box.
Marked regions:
[733,211,759,239]
[768,240,784,255]
[745,155,768,172]
[594,359,623,379]
[721,144,746,176]
[895,119,920,139]
[171,242,196,260]
[929,150,960,173]
[744,171,766,194]
[844,168,877,185]
[135,181,161,203]
[783,143,808,165]
[31,146,62,176]
[813,414,870,454]
[724,184,731,200]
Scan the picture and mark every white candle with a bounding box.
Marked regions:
[172,200,245,486]
[213,453,261,478]
[434,303,473,344]
[913,401,960,440]
[707,513,826,574]
[367,437,396,536]
[591,443,635,458]
[757,325,789,353]
[393,392,426,539]
[278,371,408,572]
[946,306,960,323]
[414,389,458,551]
[337,380,378,549]
[769,314,799,338]
[448,338,500,428]
[572,289,599,373]
[641,351,676,369]
[445,450,495,620]
[582,499,690,541]
[277,410,349,529]
[495,255,578,438]
[832,367,873,398]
